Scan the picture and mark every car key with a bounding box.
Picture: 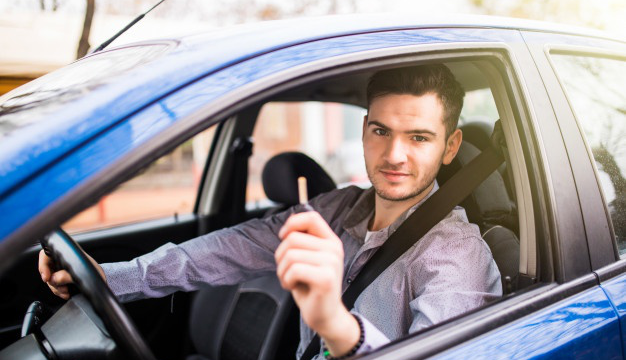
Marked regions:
[297,176,315,212]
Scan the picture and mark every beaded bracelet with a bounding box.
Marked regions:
[322,314,365,360]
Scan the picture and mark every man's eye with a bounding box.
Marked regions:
[373,128,388,136]
[412,135,427,142]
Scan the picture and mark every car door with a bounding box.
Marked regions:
[140,27,548,360]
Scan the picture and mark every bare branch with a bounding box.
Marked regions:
[76,0,95,59]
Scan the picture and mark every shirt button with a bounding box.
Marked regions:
[347,278,353,284]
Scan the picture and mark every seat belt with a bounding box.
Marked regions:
[227,136,253,226]
[302,122,506,360]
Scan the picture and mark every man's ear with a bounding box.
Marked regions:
[442,129,462,165]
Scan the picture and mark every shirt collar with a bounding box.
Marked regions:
[343,181,440,244]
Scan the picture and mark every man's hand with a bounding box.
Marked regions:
[276,211,360,357]
[38,249,106,300]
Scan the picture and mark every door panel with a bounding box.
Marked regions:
[433,285,622,359]
[600,272,626,360]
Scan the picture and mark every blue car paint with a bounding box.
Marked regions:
[0,27,516,242]
[433,285,622,359]
[600,273,626,359]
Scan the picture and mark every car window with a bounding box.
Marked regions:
[550,54,626,254]
[246,101,368,208]
[63,124,217,233]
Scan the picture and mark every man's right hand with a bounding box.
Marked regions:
[38,249,106,300]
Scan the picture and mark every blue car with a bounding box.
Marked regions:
[0,14,625,360]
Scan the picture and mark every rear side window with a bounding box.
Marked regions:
[63,124,217,233]
[551,54,626,254]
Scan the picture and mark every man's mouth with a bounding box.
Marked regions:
[379,169,410,182]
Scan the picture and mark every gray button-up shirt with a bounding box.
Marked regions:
[102,184,502,359]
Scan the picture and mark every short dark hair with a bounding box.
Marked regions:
[366,64,465,138]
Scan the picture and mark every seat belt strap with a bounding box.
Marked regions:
[227,136,253,225]
[302,123,505,360]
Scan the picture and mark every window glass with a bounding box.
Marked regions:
[247,102,368,207]
[551,54,626,253]
[63,125,217,233]
[459,87,499,126]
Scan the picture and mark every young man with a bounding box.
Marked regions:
[40,64,502,359]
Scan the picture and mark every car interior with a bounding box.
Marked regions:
[0,58,534,360]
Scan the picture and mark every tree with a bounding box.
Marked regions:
[76,0,95,59]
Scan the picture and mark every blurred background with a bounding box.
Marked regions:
[1,0,625,95]
[1,0,624,232]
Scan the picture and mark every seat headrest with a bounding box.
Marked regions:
[437,141,513,225]
[262,152,336,205]
[460,121,494,151]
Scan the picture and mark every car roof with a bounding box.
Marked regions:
[0,13,619,200]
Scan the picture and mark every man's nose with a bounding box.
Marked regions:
[383,137,407,164]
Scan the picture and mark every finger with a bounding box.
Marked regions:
[38,249,53,282]
[278,211,336,240]
[276,248,335,282]
[275,231,334,264]
[281,263,333,292]
[50,270,73,287]
[48,283,70,300]
[279,262,317,290]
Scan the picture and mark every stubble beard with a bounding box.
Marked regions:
[366,159,443,203]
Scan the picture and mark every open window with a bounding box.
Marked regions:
[222,57,536,295]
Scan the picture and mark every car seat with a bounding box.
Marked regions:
[437,138,520,294]
[461,121,517,205]
[261,152,337,216]
[187,152,336,360]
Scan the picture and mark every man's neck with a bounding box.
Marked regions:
[368,183,435,231]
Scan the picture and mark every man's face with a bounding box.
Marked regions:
[363,93,461,203]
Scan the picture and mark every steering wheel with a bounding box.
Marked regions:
[41,229,157,360]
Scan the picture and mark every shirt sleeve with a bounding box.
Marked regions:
[344,234,500,358]
[101,205,304,303]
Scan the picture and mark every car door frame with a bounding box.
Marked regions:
[523,31,624,269]
[167,29,565,358]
